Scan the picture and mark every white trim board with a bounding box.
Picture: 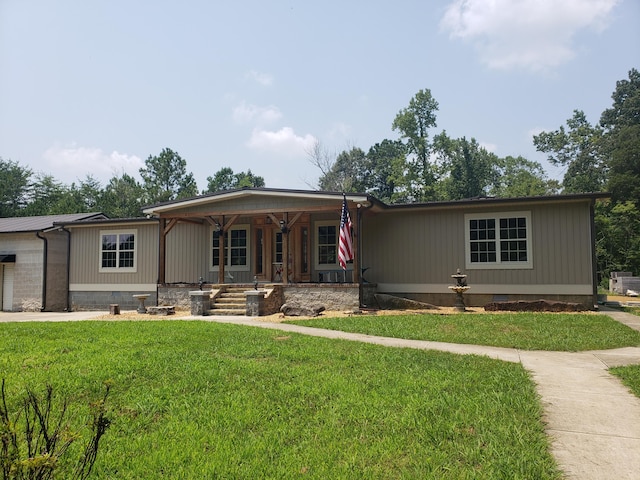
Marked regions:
[70,284,157,292]
[376,283,593,295]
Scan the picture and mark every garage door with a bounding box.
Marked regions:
[1,264,14,311]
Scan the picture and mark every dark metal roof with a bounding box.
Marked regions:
[0,213,107,233]
[383,192,611,210]
[57,217,158,227]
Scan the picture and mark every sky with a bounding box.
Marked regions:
[1,0,639,192]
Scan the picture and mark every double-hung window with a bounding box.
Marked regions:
[100,230,137,272]
[211,226,250,271]
[464,212,532,269]
[315,221,338,268]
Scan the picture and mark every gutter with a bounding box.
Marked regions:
[35,231,48,311]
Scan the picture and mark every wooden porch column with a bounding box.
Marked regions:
[218,215,225,284]
[158,218,166,284]
[282,213,289,285]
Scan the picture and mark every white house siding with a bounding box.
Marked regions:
[0,233,44,311]
[362,199,595,306]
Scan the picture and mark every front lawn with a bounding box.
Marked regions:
[611,365,640,398]
[0,320,561,479]
[288,312,640,351]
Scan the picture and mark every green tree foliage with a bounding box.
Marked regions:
[490,156,560,198]
[392,89,439,201]
[596,201,640,287]
[317,147,368,193]
[533,110,606,193]
[22,173,70,216]
[433,133,499,200]
[0,158,31,217]
[99,173,145,218]
[203,167,265,194]
[366,140,407,203]
[600,68,640,205]
[139,148,198,204]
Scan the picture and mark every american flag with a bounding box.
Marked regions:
[338,195,353,270]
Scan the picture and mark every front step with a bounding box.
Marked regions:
[209,287,248,315]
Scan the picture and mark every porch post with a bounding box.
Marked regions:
[218,215,225,284]
[158,218,166,284]
[282,213,289,284]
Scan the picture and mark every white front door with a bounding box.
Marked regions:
[1,264,14,311]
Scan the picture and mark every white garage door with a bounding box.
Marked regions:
[1,264,14,311]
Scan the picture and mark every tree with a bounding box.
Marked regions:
[234,169,265,189]
[203,167,265,194]
[0,157,31,217]
[392,89,439,201]
[533,110,606,193]
[432,133,499,200]
[99,173,145,218]
[22,173,69,216]
[490,156,560,198]
[600,68,640,205]
[366,139,408,203]
[317,147,368,192]
[139,148,198,204]
[595,201,640,287]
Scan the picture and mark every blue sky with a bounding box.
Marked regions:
[1,0,638,192]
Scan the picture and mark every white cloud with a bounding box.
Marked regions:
[232,101,283,124]
[247,127,317,156]
[43,143,143,184]
[245,70,274,86]
[440,0,619,71]
[479,141,497,153]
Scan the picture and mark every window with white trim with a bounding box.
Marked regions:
[99,230,137,272]
[315,221,338,268]
[211,226,250,271]
[464,212,532,269]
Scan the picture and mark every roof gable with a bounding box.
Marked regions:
[142,188,373,215]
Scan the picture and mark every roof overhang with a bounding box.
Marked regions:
[142,188,373,216]
[383,192,611,212]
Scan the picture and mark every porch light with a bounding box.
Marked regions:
[279,219,288,233]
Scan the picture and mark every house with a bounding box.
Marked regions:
[0,213,106,311]
[57,188,607,313]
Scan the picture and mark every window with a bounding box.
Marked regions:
[465,212,532,269]
[315,222,338,267]
[100,230,137,272]
[211,226,250,271]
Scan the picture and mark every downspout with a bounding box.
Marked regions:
[590,198,598,308]
[357,200,373,308]
[59,226,72,312]
[35,231,48,311]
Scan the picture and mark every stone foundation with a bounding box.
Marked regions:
[282,284,359,311]
[70,290,157,311]
[387,292,596,310]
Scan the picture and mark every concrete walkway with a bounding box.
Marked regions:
[1,309,639,479]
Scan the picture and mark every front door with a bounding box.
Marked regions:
[1,264,14,311]
[253,216,311,283]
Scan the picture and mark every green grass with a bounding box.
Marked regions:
[620,306,640,316]
[287,312,640,351]
[611,365,640,398]
[0,320,561,479]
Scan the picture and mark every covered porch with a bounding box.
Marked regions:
[142,189,375,290]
